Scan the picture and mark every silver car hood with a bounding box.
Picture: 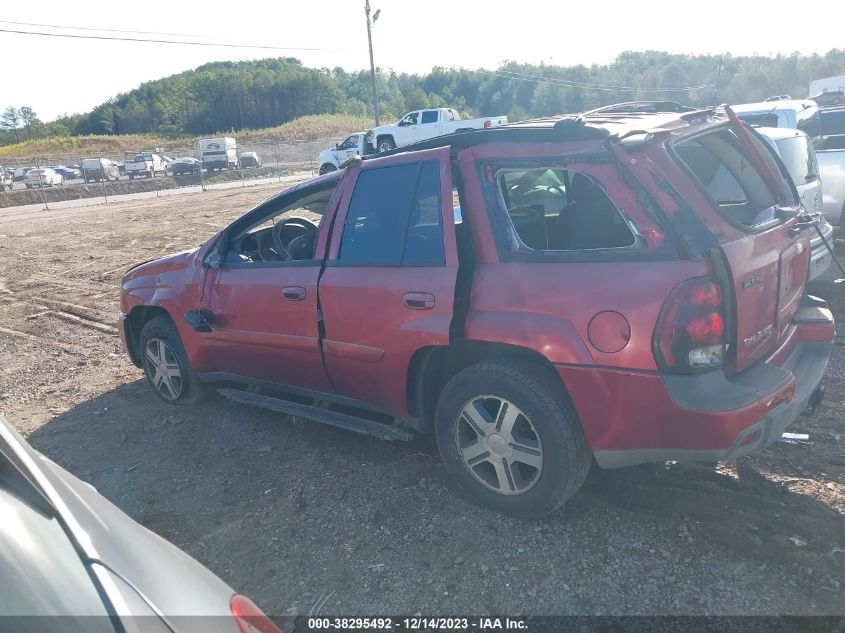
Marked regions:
[0,418,237,621]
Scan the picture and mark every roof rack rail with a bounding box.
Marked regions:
[581,101,696,116]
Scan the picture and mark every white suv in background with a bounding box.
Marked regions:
[757,127,833,281]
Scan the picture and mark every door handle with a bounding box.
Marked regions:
[402,292,435,310]
[282,286,306,301]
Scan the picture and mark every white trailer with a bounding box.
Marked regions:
[199,137,238,172]
[809,73,845,96]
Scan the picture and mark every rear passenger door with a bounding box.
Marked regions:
[317,147,458,416]
[419,110,442,140]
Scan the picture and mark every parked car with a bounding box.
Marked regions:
[125,152,166,179]
[13,166,32,182]
[757,127,833,280]
[170,157,201,176]
[0,165,12,191]
[765,95,792,102]
[120,103,834,519]
[318,132,375,174]
[369,107,508,153]
[0,416,281,631]
[52,165,82,180]
[814,133,845,227]
[24,168,63,188]
[733,100,821,139]
[81,158,119,183]
[809,90,845,107]
[239,151,262,169]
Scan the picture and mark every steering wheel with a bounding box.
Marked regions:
[272,217,319,260]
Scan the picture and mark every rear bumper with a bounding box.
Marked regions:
[559,304,835,469]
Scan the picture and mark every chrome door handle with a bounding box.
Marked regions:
[282,286,306,301]
[402,292,435,310]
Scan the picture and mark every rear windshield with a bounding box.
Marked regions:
[797,109,822,139]
[674,126,796,228]
[774,135,819,184]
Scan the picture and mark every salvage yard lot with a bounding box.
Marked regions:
[0,184,843,615]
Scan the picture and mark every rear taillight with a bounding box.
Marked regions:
[483,120,492,128]
[654,278,727,371]
[231,595,282,633]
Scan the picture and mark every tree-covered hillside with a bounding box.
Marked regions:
[3,50,845,145]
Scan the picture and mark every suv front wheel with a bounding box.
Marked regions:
[138,316,212,405]
[434,359,590,519]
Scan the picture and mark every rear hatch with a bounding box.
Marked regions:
[672,115,809,372]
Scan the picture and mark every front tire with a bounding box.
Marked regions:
[377,137,395,153]
[138,316,212,405]
[319,163,337,175]
[434,359,590,519]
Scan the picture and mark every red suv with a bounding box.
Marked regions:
[120,103,835,518]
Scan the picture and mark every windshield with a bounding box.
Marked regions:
[775,135,819,184]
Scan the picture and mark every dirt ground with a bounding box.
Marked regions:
[0,183,843,616]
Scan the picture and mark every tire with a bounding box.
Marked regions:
[319,163,337,175]
[129,174,135,180]
[377,137,395,153]
[434,359,591,519]
[138,316,212,406]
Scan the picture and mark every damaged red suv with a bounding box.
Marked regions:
[120,102,835,518]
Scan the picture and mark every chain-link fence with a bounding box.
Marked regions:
[0,136,342,209]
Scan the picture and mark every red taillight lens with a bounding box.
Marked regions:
[686,312,725,345]
[231,595,282,633]
[654,278,728,371]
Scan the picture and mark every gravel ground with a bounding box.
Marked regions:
[0,183,842,617]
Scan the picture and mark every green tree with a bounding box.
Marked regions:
[0,107,21,143]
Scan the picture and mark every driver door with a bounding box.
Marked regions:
[198,180,341,393]
[396,112,421,146]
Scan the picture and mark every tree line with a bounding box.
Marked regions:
[2,49,844,146]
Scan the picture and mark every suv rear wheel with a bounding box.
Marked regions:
[434,359,590,518]
[138,316,211,405]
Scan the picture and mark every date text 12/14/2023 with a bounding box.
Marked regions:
[306,617,528,631]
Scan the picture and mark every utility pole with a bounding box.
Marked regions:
[712,57,723,105]
[364,0,380,126]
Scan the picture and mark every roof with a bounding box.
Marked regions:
[365,102,723,161]
[755,126,807,141]
[731,99,818,114]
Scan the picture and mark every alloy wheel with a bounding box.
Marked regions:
[143,338,184,401]
[455,396,543,495]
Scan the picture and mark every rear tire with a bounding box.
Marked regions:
[138,316,212,406]
[434,359,591,519]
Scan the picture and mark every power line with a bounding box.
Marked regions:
[479,68,715,93]
[0,19,202,38]
[0,27,338,52]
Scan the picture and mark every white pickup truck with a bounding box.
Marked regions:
[369,108,508,153]
[125,152,166,179]
[318,132,375,175]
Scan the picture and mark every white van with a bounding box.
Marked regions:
[757,127,832,281]
[733,100,821,139]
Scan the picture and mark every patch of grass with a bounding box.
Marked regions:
[0,114,372,162]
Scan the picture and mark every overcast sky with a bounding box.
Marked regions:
[3,0,843,122]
